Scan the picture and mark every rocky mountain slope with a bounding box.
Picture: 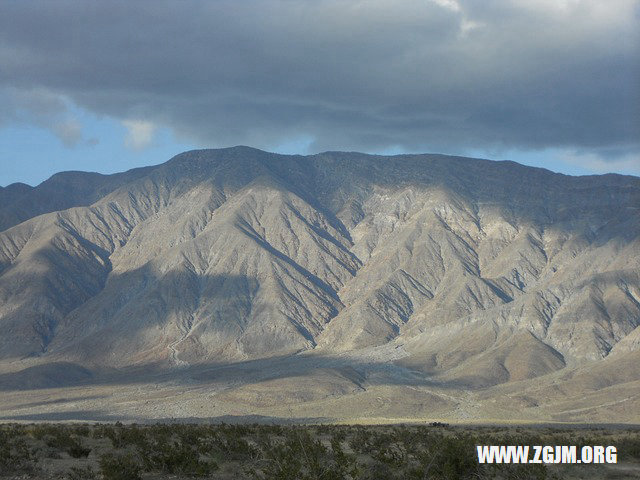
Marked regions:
[1,147,638,423]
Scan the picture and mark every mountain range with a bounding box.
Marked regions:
[1,147,638,423]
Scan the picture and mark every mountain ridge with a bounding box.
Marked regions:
[1,147,638,423]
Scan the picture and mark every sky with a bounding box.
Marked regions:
[1,0,639,187]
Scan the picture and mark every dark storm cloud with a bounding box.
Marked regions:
[0,0,638,157]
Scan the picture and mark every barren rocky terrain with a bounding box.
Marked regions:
[0,147,638,423]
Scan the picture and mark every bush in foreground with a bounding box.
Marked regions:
[99,452,141,480]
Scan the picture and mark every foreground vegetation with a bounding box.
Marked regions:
[0,422,638,479]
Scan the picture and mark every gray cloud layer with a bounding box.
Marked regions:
[1,0,638,157]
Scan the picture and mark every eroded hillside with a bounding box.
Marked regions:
[1,147,638,422]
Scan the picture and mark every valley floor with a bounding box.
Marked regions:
[1,351,639,425]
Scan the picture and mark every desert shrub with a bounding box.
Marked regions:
[329,435,360,479]
[66,438,92,458]
[497,463,550,480]
[371,440,407,467]
[361,460,395,480]
[101,423,148,449]
[29,423,62,440]
[265,424,285,436]
[330,428,347,443]
[67,465,97,480]
[0,432,13,469]
[0,422,633,480]
[118,424,149,449]
[46,449,64,459]
[220,422,253,437]
[193,432,225,458]
[289,429,329,474]
[349,427,372,454]
[142,424,173,447]
[0,430,35,474]
[221,434,259,459]
[99,452,142,480]
[91,424,108,439]
[144,439,218,476]
[618,434,640,461]
[73,425,91,437]
[102,426,124,449]
[44,429,71,448]
[424,434,481,479]
[254,428,356,480]
[41,427,91,458]
[258,441,304,480]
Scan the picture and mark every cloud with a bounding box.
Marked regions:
[122,120,155,151]
[0,86,84,147]
[431,0,461,12]
[0,0,637,161]
[51,119,82,147]
[560,150,640,176]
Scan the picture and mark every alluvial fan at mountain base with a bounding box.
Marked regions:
[0,147,638,423]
